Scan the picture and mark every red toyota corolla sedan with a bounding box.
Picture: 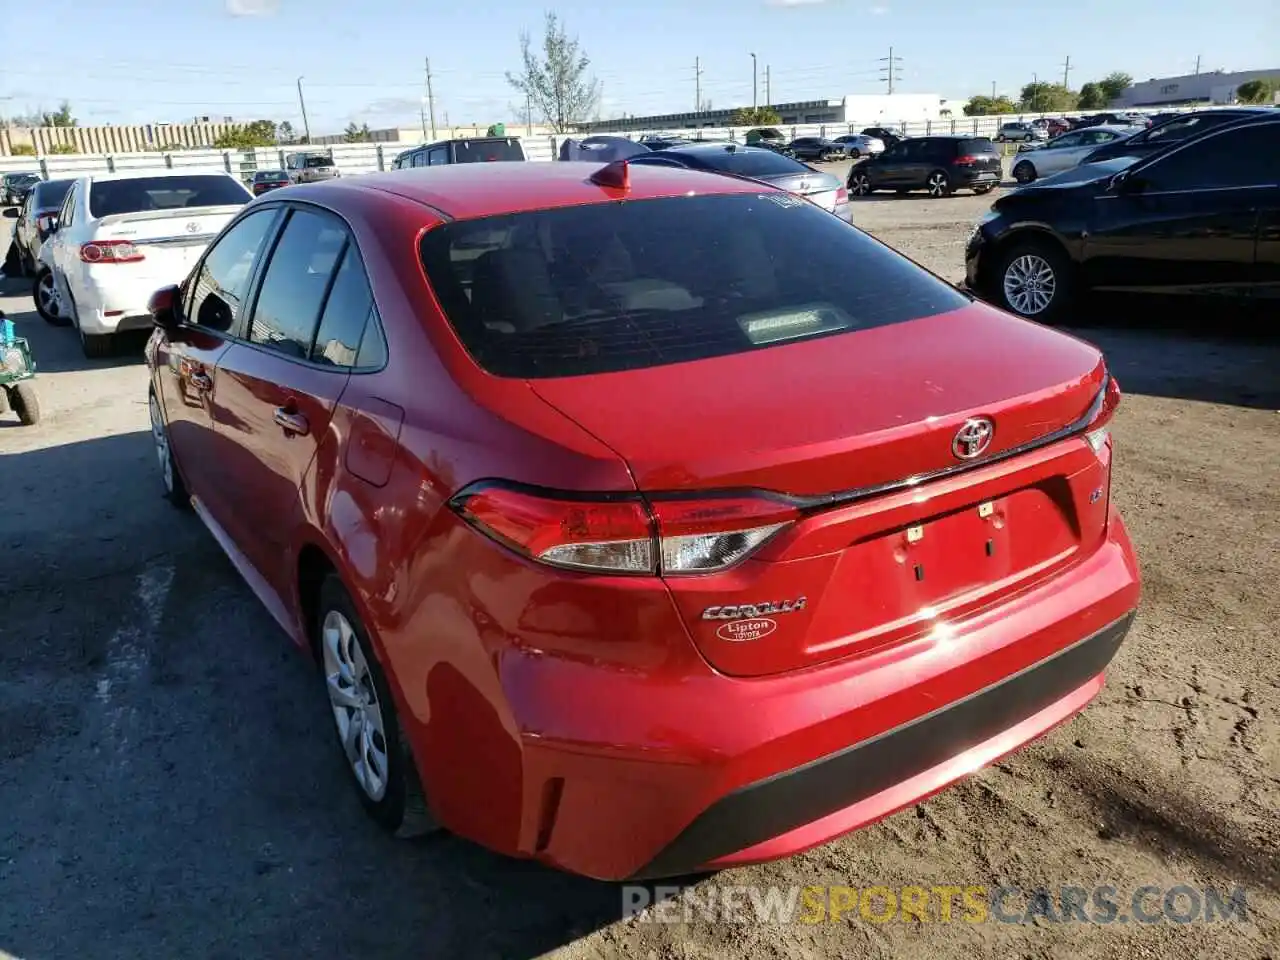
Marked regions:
[144,160,1140,881]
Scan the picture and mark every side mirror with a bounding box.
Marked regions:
[148,284,183,333]
[2,208,17,219]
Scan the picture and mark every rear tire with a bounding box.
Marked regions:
[926,171,952,198]
[974,183,996,195]
[994,238,1074,325]
[1013,161,1036,185]
[149,388,190,508]
[317,575,437,839]
[848,169,873,197]
[79,329,113,359]
[8,382,39,426]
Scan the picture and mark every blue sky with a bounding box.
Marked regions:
[4,0,1277,135]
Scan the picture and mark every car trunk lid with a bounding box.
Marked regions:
[759,171,843,213]
[92,204,243,275]
[530,302,1113,676]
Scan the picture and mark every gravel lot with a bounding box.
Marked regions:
[1,170,1277,960]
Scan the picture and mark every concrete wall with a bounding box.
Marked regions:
[308,123,562,145]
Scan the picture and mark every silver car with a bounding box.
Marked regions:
[285,151,341,184]
[996,122,1048,143]
[1010,125,1143,184]
[831,133,885,158]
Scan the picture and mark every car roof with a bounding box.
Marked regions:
[295,160,766,221]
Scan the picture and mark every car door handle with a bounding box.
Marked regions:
[274,407,310,436]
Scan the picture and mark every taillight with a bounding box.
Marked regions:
[1084,375,1121,453]
[835,186,849,205]
[451,484,798,575]
[80,240,144,264]
[954,155,981,165]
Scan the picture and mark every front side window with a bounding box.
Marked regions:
[188,209,278,333]
[419,193,968,379]
[249,209,348,358]
[1050,132,1083,150]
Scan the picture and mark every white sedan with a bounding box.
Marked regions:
[1009,125,1144,184]
[831,133,885,158]
[34,170,252,357]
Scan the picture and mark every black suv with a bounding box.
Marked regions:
[965,115,1280,324]
[847,135,1001,198]
[860,126,902,149]
[1081,107,1274,164]
[391,136,526,168]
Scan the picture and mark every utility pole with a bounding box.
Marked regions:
[766,65,771,106]
[695,56,703,117]
[751,52,758,109]
[1032,72,1039,111]
[296,76,311,143]
[526,92,532,136]
[879,47,903,94]
[1061,55,1072,90]
[1194,55,1202,75]
[425,58,437,140]
[992,80,997,99]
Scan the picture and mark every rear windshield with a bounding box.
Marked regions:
[451,139,524,163]
[88,175,249,217]
[959,138,998,154]
[303,156,331,168]
[34,180,72,208]
[420,193,968,378]
[256,171,289,181]
[696,149,807,178]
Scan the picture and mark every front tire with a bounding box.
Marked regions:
[149,389,190,507]
[33,269,69,326]
[926,171,952,198]
[317,575,436,839]
[995,239,1074,325]
[7,382,39,426]
[1013,161,1036,185]
[848,169,873,196]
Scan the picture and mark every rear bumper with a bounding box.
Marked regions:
[75,270,183,335]
[468,511,1140,880]
[952,167,1001,188]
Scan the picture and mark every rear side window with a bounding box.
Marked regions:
[959,138,997,154]
[249,209,348,357]
[420,193,968,378]
[451,139,524,163]
[312,245,375,368]
[88,175,249,217]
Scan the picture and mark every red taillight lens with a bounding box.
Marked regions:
[451,485,799,575]
[835,186,849,205]
[80,240,143,264]
[455,486,655,573]
[1085,375,1121,453]
[954,155,980,165]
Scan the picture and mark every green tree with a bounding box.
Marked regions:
[277,120,296,144]
[1020,82,1078,112]
[506,12,601,133]
[963,95,1016,116]
[1235,78,1277,103]
[1077,82,1108,110]
[343,122,372,142]
[731,106,782,126]
[1097,72,1133,103]
[41,101,77,127]
[213,120,279,149]
[10,143,36,156]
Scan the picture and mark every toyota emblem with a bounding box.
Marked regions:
[952,417,994,460]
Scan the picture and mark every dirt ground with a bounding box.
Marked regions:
[0,169,1277,960]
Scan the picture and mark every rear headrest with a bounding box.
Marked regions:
[469,248,564,332]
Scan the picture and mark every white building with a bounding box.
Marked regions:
[1114,68,1280,108]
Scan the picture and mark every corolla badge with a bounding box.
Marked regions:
[952,417,995,461]
[702,597,807,620]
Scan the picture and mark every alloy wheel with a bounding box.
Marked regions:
[850,173,871,196]
[927,173,949,197]
[1003,253,1057,316]
[36,272,59,317]
[322,609,390,802]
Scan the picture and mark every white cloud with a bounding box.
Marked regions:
[766,0,828,6]
[870,4,889,12]
[226,0,279,15]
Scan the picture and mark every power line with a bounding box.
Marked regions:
[879,47,903,94]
